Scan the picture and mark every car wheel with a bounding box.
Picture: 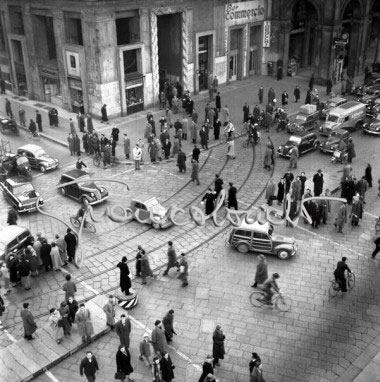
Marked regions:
[152,222,161,229]
[40,165,46,173]
[277,250,290,260]
[237,243,249,254]
[60,187,66,196]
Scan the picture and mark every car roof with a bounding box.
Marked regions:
[18,144,43,153]
[291,131,316,138]
[337,101,365,110]
[62,169,88,179]
[234,220,271,232]
[0,225,29,243]
[5,176,32,187]
[330,128,349,135]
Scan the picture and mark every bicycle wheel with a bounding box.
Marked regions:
[70,216,80,228]
[347,273,355,290]
[85,223,96,233]
[93,155,101,167]
[275,294,292,312]
[329,281,340,297]
[249,292,265,307]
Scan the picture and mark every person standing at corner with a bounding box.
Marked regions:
[101,104,108,123]
[212,325,225,367]
[228,182,238,210]
[117,256,132,296]
[20,302,37,340]
[133,143,142,170]
[80,351,99,382]
[163,241,178,276]
[312,169,324,197]
[64,228,77,263]
[103,294,116,331]
[36,110,43,132]
[294,86,300,103]
[198,355,214,382]
[115,313,132,349]
[135,245,143,277]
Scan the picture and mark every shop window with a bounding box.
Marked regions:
[116,16,140,45]
[8,6,24,35]
[0,15,6,52]
[65,16,83,45]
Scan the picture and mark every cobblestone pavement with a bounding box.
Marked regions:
[1,73,380,382]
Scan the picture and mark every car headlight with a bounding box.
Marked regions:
[18,202,22,208]
[90,193,94,197]
[376,127,380,131]
[99,188,104,192]
[330,146,335,150]
[39,197,44,202]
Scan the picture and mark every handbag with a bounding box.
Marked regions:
[180,265,185,273]
[114,372,125,380]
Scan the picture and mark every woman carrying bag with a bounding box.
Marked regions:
[115,344,134,381]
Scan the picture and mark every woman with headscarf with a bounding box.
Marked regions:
[252,255,268,288]
[116,344,134,381]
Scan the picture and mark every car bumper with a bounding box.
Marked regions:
[319,146,335,154]
[363,128,380,135]
[88,195,109,205]
[45,163,59,171]
[17,202,43,213]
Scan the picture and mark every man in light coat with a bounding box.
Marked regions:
[133,143,142,170]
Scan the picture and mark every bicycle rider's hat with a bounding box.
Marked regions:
[273,272,280,278]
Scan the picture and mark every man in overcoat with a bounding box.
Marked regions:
[115,313,132,348]
[313,169,324,196]
[21,302,37,340]
[151,320,168,354]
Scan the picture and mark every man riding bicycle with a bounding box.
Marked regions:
[75,201,89,227]
[333,257,351,292]
[261,273,280,305]
[224,121,235,138]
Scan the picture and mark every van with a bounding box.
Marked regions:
[0,225,32,262]
[319,101,366,136]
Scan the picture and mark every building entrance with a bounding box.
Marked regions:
[198,35,212,91]
[229,29,242,81]
[157,13,182,90]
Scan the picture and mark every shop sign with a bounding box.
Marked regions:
[126,77,143,88]
[66,51,80,77]
[225,0,265,26]
[262,20,270,47]
[39,65,59,79]
[68,77,82,90]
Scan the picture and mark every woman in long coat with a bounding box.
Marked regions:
[73,134,81,156]
[58,302,71,336]
[123,135,131,159]
[116,345,134,379]
[227,138,235,159]
[49,308,64,344]
[148,141,157,163]
[276,178,285,205]
[75,304,94,342]
[265,179,276,205]
[350,195,363,226]
[103,295,116,329]
[365,163,372,187]
[252,255,268,288]
[177,253,188,287]
[212,325,225,367]
[263,145,272,170]
[202,189,216,215]
[67,134,74,155]
[191,159,200,185]
[50,242,62,271]
[117,256,132,295]
[141,251,154,284]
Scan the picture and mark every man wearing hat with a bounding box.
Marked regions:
[313,169,324,197]
[151,319,168,355]
[115,313,132,348]
[20,303,37,340]
[198,355,214,382]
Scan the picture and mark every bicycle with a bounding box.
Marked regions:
[250,290,292,312]
[70,216,96,233]
[328,272,355,297]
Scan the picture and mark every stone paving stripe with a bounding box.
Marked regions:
[43,371,61,382]
[1,329,17,343]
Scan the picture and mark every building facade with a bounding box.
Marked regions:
[0,0,378,118]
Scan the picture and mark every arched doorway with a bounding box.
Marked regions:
[341,0,362,76]
[289,0,318,68]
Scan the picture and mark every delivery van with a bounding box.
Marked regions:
[319,101,366,136]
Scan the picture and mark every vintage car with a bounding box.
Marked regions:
[287,104,322,133]
[277,132,319,158]
[17,144,59,172]
[1,176,43,212]
[0,118,19,134]
[364,99,380,118]
[0,152,32,181]
[363,119,380,136]
[319,128,351,154]
[359,84,380,104]
[0,225,32,261]
[130,197,172,229]
[229,221,297,260]
[325,97,347,109]
[58,169,108,205]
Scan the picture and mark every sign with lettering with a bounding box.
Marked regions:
[225,1,265,26]
[39,65,59,79]
[263,20,271,47]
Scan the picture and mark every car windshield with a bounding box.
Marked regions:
[288,136,301,144]
[34,149,48,158]
[145,198,160,209]
[327,115,339,122]
[14,183,34,195]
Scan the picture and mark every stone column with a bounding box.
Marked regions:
[347,18,361,78]
[279,21,292,73]
[181,11,189,91]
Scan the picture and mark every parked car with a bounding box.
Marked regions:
[277,131,319,158]
[359,84,380,104]
[0,176,43,212]
[325,97,347,109]
[17,144,59,173]
[0,118,19,135]
[364,99,380,118]
[363,119,380,136]
[287,104,322,133]
[0,225,32,262]
[319,128,351,154]
[0,152,32,181]
[58,169,108,205]
[130,197,172,229]
[319,101,366,135]
[228,221,297,260]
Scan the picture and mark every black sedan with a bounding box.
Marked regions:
[277,132,319,158]
[58,169,109,205]
[0,176,43,212]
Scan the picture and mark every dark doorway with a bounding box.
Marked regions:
[157,13,182,91]
[289,0,318,68]
[198,35,212,91]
